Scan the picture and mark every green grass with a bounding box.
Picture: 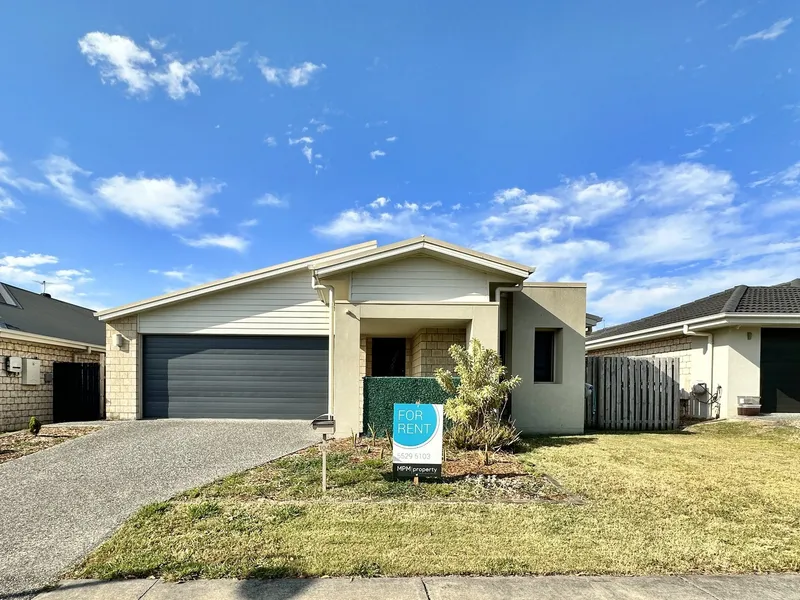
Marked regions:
[73,421,800,580]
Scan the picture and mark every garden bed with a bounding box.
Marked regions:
[0,426,97,464]
[186,437,575,503]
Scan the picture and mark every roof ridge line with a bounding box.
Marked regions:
[722,285,748,313]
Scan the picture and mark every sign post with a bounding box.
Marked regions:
[392,403,443,479]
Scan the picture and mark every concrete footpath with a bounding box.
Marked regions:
[31,574,800,599]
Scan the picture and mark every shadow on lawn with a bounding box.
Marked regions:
[521,435,599,450]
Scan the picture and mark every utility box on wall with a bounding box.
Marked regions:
[6,356,22,374]
[21,358,41,385]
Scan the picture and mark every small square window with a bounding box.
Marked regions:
[534,329,556,383]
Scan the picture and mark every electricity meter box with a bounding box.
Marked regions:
[21,358,41,385]
[6,356,22,374]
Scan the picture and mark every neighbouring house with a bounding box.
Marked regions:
[96,236,588,435]
[0,283,105,432]
[586,279,800,418]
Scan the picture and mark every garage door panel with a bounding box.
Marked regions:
[143,335,328,419]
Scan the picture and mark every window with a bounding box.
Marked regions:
[534,329,556,383]
[371,338,407,377]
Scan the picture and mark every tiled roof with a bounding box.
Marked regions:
[588,279,800,342]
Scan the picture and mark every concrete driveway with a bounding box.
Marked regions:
[0,419,318,599]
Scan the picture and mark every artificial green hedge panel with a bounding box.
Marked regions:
[362,376,459,436]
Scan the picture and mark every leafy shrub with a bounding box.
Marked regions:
[436,339,521,451]
[28,416,41,436]
[445,420,521,451]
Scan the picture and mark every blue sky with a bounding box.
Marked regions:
[1,1,799,326]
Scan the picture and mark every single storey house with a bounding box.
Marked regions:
[0,283,105,431]
[586,280,800,418]
[96,236,587,435]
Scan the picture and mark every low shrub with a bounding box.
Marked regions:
[28,416,41,436]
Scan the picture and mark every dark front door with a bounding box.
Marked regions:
[372,338,406,376]
[142,335,328,419]
[760,328,800,413]
[53,362,101,422]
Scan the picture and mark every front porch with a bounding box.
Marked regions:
[332,303,500,435]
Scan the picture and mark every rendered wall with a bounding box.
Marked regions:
[510,284,586,434]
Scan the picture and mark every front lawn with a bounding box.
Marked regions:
[0,425,97,464]
[74,421,800,580]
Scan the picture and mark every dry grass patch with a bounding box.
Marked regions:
[0,426,97,464]
[74,421,800,580]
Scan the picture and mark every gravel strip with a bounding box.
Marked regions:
[0,419,318,599]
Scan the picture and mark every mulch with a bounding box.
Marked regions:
[0,426,97,464]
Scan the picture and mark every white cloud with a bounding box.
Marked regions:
[0,253,58,268]
[635,162,736,207]
[78,32,156,95]
[93,175,221,228]
[386,136,397,142]
[38,154,222,227]
[682,148,706,159]
[369,196,389,208]
[264,136,277,147]
[194,43,245,79]
[370,150,386,160]
[179,233,249,252]
[38,155,95,210]
[238,218,259,227]
[289,136,314,145]
[733,17,793,50]
[315,199,451,239]
[452,203,462,211]
[0,192,19,217]
[78,32,243,100]
[255,193,287,207]
[0,253,97,305]
[255,56,326,87]
[748,161,800,188]
[423,201,441,210]
[302,146,313,163]
[316,124,332,133]
[148,37,167,50]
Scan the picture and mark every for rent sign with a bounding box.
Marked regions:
[392,403,443,479]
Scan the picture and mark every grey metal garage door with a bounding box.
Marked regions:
[143,335,328,419]
[760,328,800,413]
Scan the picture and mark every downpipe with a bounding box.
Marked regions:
[313,274,335,417]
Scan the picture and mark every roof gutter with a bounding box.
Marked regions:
[0,328,105,353]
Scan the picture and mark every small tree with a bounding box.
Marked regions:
[435,339,521,451]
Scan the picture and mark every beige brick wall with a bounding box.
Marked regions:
[587,335,693,383]
[0,339,102,432]
[411,328,467,377]
[105,317,138,420]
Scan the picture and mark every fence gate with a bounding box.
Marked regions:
[585,356,680,431]
[53,362,101,422]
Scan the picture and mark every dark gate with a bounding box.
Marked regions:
[53,362,101,422]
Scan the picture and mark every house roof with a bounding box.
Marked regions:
[0,283,104,347]
[97,237,535,322]
[588,279,800,343]
[96,240,378,321]
[313,235,535,279]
